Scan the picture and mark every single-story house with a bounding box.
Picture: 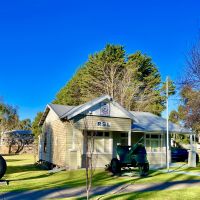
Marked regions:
[38,95,191,169]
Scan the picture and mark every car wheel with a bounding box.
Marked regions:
[139,163,149,177]
[0,155,7,179]
[196,154,199,164]
[111,158,121,174]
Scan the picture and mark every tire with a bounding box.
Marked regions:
[143,163,149,173]
[196,154,199,164]
[0,155,7,179]
[111,158,121,174]
[139,163,149,177]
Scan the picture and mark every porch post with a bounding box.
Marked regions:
[188,133,196,167]
[128,130,131,146]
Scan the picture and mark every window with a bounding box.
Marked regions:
[151,139,160,152]
[94,138,104,153]
[145,134,161,152]
[120,132,128,146]
[104,139,110,153]
[121,132,128,137]
[95,132,103,137]
[87,132,92,137]
[104,132,109,137]
[87,131,111,154]
[43,132,47,153]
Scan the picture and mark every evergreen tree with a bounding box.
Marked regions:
[54,44,175,115]
[54,67,86,105]
[0,102,20,132]
[32,112,43,140]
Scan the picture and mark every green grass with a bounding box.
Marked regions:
[1,154,200,195]
[92,187,200,200]
[1,154,133,192]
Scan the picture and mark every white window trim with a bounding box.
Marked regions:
[145,133,163,153]
[87,131,112,154]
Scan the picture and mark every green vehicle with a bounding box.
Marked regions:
[110,139,149,176]
[0,155,7,179]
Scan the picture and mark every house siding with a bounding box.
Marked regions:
[67,125,83,169]
[72,115,132,168]
[40,109,69,167]
[40,110,84,169]
[73,115,132,132]
[81,153,112,168]
[39,102,170,170]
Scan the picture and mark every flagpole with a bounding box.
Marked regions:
[166,76,170,172]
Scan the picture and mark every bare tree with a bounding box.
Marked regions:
[117,67,142,110]
[2,131,34,154]
[82,116,98,200]
[179,38,200,138]
[184,40,200,89]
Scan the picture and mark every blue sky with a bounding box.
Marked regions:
[0,0,199,121]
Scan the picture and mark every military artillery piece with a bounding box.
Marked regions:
[0,155,7,179]
[110,138,149,176]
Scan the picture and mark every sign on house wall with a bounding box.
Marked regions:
[74,115,131,132]
[97,121,111,127]
[100,102,110,116]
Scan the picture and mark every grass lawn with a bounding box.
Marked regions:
[90,187,200,200]
[1,154,200,199]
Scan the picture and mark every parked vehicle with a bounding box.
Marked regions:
[171,147,199,163]
[110,139,149,176]
[0,155,7,179]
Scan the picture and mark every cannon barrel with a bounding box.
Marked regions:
[0,155,7,179]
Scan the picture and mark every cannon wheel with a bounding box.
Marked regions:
[0,155,7,179]
[111,158,121,174]
[139,163,149,177]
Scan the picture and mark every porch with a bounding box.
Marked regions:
[80,130,167,168]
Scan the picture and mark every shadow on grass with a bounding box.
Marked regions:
[5,164,42,174]
[170,163,188,172]
[92,188,200,200]
[7,173,53,182]
[90,166,200,200]
[5,159,22,162]
[3,155,200,200]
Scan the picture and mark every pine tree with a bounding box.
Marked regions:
[54,44,175,115]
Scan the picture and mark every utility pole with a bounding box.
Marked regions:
[166,76,170,172]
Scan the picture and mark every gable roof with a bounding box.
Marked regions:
[39,95,136,126]
[60,95,136,120]
[49,104,76,118]
[60,95,112,120]
[39,104,75,126]
[39,96,191,134]
[131,111,191,134]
